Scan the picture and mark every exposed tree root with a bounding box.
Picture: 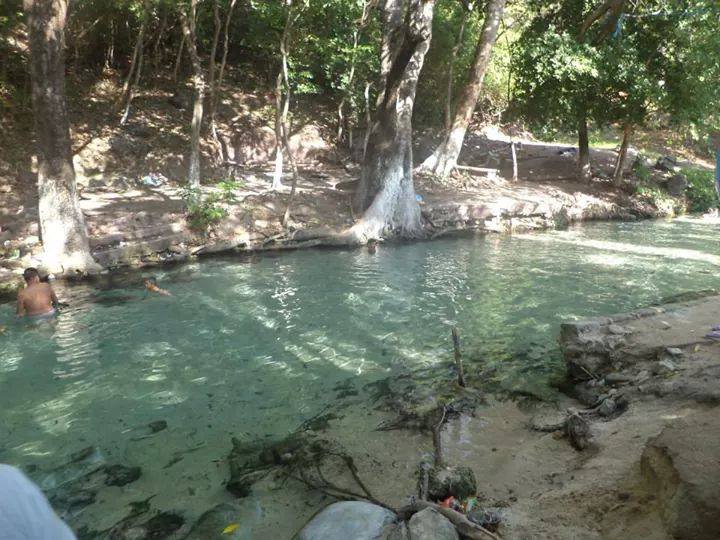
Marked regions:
[398,501,500,540]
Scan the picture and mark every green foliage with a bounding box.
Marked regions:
[632,158,682,214]
[182,187,228,232]
[635,183,683,216]
[684,168,718,213]
[632,158,652,184]
[181,178,244,231]
[512,0,720,143]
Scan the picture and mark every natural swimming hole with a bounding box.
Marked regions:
[1,218,718,537]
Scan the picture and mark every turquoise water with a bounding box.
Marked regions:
[0,217,719,535]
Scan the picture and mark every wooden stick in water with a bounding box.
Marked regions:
[452,327,466,387]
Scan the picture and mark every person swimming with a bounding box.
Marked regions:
[16,268,59,318]
[143,276,172,296]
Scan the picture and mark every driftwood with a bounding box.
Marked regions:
[455,164,499,177]
[531,409,591,450]
[452,327,466,387]
[399,501,500,540]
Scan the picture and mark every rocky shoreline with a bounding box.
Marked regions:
[0,173,660,303]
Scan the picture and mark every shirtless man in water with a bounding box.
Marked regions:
[143,277,172,296]
[16,268,58,318]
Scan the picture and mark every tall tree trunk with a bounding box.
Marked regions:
[173,32,186,83]
[152,8,167,69]
[120,18,146,125]
[24,0,99,274]
[210,0,237,162]
[206,0,223,161]
[577,108,591,183]
[116,1,148,116]
[106,18,115,68]
[613,122,632,186]
[350,0,436,242]
[419,0,506,177]
[207,0,221,115]
[179,0,205,188]
[271,2,300,191]
[337,0,375,145]
[444,2,470,131]
[362,81,373,161]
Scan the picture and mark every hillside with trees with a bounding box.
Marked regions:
[0,0,718,275]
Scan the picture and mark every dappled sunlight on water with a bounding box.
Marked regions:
[0,218,719,532]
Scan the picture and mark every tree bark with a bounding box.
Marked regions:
[419,0,506,178]
[613,122,632,186]
[350,0,436,242]
[577,108,591,183]
[575,0,627,181]
[24,0,99,274]
[207,0,221,116]
[178,0,205,188]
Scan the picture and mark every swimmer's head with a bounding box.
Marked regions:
[23,268,40,284]
[144,277,157,288]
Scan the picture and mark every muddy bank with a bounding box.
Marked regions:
[482,293,720,539]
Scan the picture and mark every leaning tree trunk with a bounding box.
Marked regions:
[575,0,627,182]
[613,122,632,186]
[173,32,186,82]
[444,2,470,131]
[577,107,591,183]
[337,0,375,145]
[271,2,300,191]
[350,0,436,242]
[116,0,148,120]
[178,0,205,188]
[419,0,506,178]
[24,0,99,274]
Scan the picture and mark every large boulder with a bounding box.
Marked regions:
[641,409,720,540]
[407,508,459,540]
[655,155,679,172]
[296,501,397,540]
[665,174,688,197]
[559,319,631,380]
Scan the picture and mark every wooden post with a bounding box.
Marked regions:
[511,140,518,182]
[451,327,466,387]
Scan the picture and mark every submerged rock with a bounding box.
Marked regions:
[426,466,477,501]
[104,464,142,487]
[407,508,458,540]
[110,511,184,540]
[296,501,396,540]
[641,410,720,540]
[148,420,168,434]
[184,503,243,539]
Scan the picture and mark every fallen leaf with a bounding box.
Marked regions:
[222,523,240,534]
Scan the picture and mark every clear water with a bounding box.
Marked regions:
[1,217,719,535]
